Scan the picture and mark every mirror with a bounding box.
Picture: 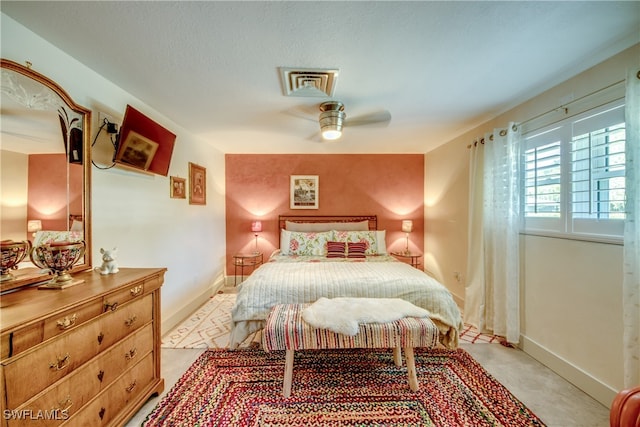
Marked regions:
[0,59,92,293]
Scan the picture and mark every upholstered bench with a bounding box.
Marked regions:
[262,303,439,397]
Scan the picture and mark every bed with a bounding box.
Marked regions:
[229,215,463,349]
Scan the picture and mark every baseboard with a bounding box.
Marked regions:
[521,335,617,408]
[161,274,225,335]
[226,275,250,287]
[450,290,464,309]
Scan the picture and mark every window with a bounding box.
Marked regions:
[525,135,562,218]
[523,100,626,242]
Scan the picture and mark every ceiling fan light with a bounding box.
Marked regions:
[319,101,345,140]
[322,129,342,140]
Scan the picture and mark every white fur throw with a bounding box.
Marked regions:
[301,297,431,336]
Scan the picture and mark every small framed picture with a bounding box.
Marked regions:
[290,175,319,209]
[170,176,186,199]
[115,130,159,171]
[189,162,206,205]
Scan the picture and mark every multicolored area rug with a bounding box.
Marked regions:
[143,348,545,426]
[162,293,504,348]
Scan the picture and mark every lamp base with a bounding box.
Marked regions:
[38,278,85,290]
[0,272,17,282]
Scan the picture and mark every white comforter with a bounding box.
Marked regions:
[229,255,463,349]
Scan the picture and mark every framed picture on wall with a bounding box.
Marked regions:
[170,176,186,199]
[114,130,159,171]
[290,175,319,209]
[189,163,206,205]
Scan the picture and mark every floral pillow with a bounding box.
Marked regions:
[332,230,386,255]
[33,230,83,247]
[281,230,333,256]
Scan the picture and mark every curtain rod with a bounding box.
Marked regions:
[466,79,625,149]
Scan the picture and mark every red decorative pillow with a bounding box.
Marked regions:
[326,241,346,258]
[347,242,367,258]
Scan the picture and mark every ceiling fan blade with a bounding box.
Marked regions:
[344,110,392,127]
[282,104,318,122]
[306,130,326,143]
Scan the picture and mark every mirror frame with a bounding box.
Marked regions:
[1,58,92,293]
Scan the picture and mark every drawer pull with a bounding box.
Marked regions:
[55,396,73,412]
[130,285,143,296]
[97,332,104,344]
[97,370,104,382]
[126,380,137,393]
[99,407,105,420]
[56,314,77,330]
[104,301,119,312]
[49,353,70,371]
[125,315,138,327]
[125,347,137,361]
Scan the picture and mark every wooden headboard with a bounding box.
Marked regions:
[278,215,377,231]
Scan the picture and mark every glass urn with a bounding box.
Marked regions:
[30,240,86,289]
[0,240,31,282]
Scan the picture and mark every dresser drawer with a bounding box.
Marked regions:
[8,324,154,427]
[1,323,41,360]
[62,353,154,427]
[101,273,161,312]
[3,294,152,408]
[42,299,104,342]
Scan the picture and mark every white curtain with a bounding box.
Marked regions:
[465,139,485,331]
[623,67,640,388]
[465,124,522,344]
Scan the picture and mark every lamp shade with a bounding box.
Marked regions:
[251,220,262,233]
[401,220,413,233]
[27,220,42,233]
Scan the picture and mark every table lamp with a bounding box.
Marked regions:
[402,220,412,254]
[251,220,262,253]
[27,219,42,238]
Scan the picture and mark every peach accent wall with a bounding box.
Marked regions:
[27,153,82,231]
[225,154,424,274]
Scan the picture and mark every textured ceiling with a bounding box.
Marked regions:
[2,1,639,154]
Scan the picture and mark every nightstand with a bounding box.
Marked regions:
[233,252,263,285]
[391,251,422,269]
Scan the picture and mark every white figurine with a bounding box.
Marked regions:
[96,247,119,275]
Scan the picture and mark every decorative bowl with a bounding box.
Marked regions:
[30,240,86,288]
[1,240,31,282]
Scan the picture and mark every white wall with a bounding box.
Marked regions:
[0,150,28,241]
[1,14,227,332]
[520,235,623,406]
[425,43,639,407]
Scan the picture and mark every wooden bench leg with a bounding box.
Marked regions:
[404,346,419,391]
[393,345,402,367]
[283,349,294,397]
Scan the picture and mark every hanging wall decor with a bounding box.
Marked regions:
[170,176,186,199]
[290,175,319,209]
[189,163,206,205]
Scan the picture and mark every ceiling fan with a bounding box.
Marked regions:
[317,101,391,141]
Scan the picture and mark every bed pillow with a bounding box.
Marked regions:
[280,230,333,256]
[33,230,83,247]
[326,241,346,258]
[285,220,369,232]
[347,242,367,258]
[333,230,387,255]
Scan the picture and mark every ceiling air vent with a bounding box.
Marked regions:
[280,68,339,97]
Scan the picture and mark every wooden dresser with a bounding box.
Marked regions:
[0,268,165,426]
